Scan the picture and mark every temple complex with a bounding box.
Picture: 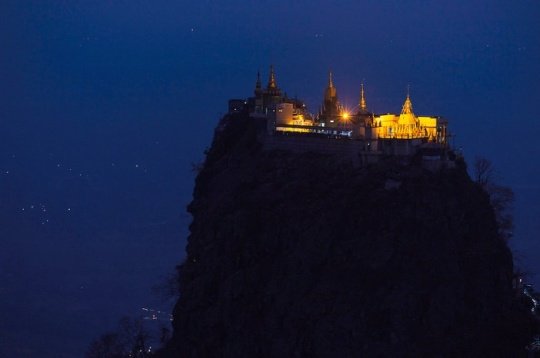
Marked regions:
[228,66,451,163]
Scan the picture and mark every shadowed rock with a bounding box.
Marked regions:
[160,113,535,357]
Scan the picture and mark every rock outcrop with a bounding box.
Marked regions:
[161,113,534,357]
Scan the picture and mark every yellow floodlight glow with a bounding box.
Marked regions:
[342,111,350,120]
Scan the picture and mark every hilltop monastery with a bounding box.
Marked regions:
[228,66,451,160]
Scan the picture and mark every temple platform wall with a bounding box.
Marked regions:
[261,133,381,167]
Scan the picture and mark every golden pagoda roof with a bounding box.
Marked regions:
[398,94,417,126]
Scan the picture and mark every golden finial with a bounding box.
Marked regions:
[328,71,334,88]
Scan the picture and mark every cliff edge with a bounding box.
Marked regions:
[161,113,534,357]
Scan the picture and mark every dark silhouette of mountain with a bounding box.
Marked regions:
[160,113,535,357]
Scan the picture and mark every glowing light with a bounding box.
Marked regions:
[342,111,350,120]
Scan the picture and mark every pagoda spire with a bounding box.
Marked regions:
[254,70,263,98]
[267,65,277,89]
[255,70,261,89]
[324,71,337,101]
[398,86,417,126]
[401,90,413,115]
[359,83,367,111]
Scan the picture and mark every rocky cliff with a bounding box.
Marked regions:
[161,113,534,357]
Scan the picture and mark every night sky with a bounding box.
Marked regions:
[1,1,539,356]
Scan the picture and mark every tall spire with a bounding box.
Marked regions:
[359,83,367,111]
[255,70,261,89]
[324,71,337,101]
[254,70,263,98]
[401,88,413,115]
[267,65,277,89]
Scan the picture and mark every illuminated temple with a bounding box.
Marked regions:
[228,66,452,163]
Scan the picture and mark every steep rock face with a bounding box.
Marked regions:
[163,114,533,357]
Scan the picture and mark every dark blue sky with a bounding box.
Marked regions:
[1,1,539,356]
